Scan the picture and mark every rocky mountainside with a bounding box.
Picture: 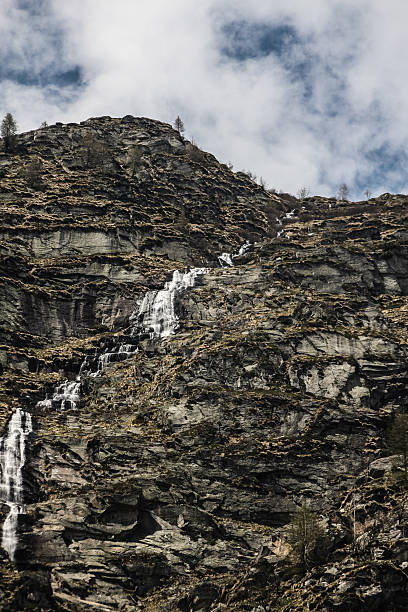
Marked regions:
[0,116,407,611]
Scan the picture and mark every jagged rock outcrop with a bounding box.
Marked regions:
[0,117,407,610]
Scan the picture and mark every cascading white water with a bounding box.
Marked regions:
[136,243,250,335]
[218,240,251,267]
[36,342,139,411]
[135,267,207,338]
[218,253,233,267]
[52,381,81,410]
[38,242,251,411]
[81,343,139,379]
[0,407,32,561]
[237,240,251,256]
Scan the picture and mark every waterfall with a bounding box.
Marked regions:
[237,241,251,256]
[218,253,233,267]
[52,380,81,410]
[37,242,251,411]
[134,267,207,338]
[135,243,251,336]
[39,267,209,409]
[218,240,251,267]
[0,408,32,561]
[83,343,139,379]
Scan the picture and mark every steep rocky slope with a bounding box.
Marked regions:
[0,118,407,611]
[0,116,284,413]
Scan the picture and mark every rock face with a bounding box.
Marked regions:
[0,117,407,610]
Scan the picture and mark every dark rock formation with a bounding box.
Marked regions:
[0,117,407,610]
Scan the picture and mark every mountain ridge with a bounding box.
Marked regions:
[0,116,407,610]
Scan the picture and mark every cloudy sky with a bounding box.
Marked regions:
[0,0,407,199]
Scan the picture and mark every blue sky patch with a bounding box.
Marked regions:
[220,21,299,62]
[356,145,408,196]
[0,65,83,88]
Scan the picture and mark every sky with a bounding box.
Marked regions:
[0,0,408,199]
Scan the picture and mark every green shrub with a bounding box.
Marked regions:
[287,504,328,573]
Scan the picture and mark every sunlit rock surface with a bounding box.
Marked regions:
[0,117,407,610]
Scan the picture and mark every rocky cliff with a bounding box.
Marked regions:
[0,117,407,611]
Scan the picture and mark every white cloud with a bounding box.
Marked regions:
[1,0,408,198]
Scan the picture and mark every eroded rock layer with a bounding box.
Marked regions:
[0,117,407,611]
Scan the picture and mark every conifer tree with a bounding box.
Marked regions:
[287,504,326,572]
[174,115,185,134]
[1,113,18,153]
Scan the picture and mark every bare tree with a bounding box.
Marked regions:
[297,186,311,201]
[244,170,257,182]
[364,189,372,200]
[40,121,48,128]
[1,113,18,153]
[338,183,349,201]
[174,115,185,134]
